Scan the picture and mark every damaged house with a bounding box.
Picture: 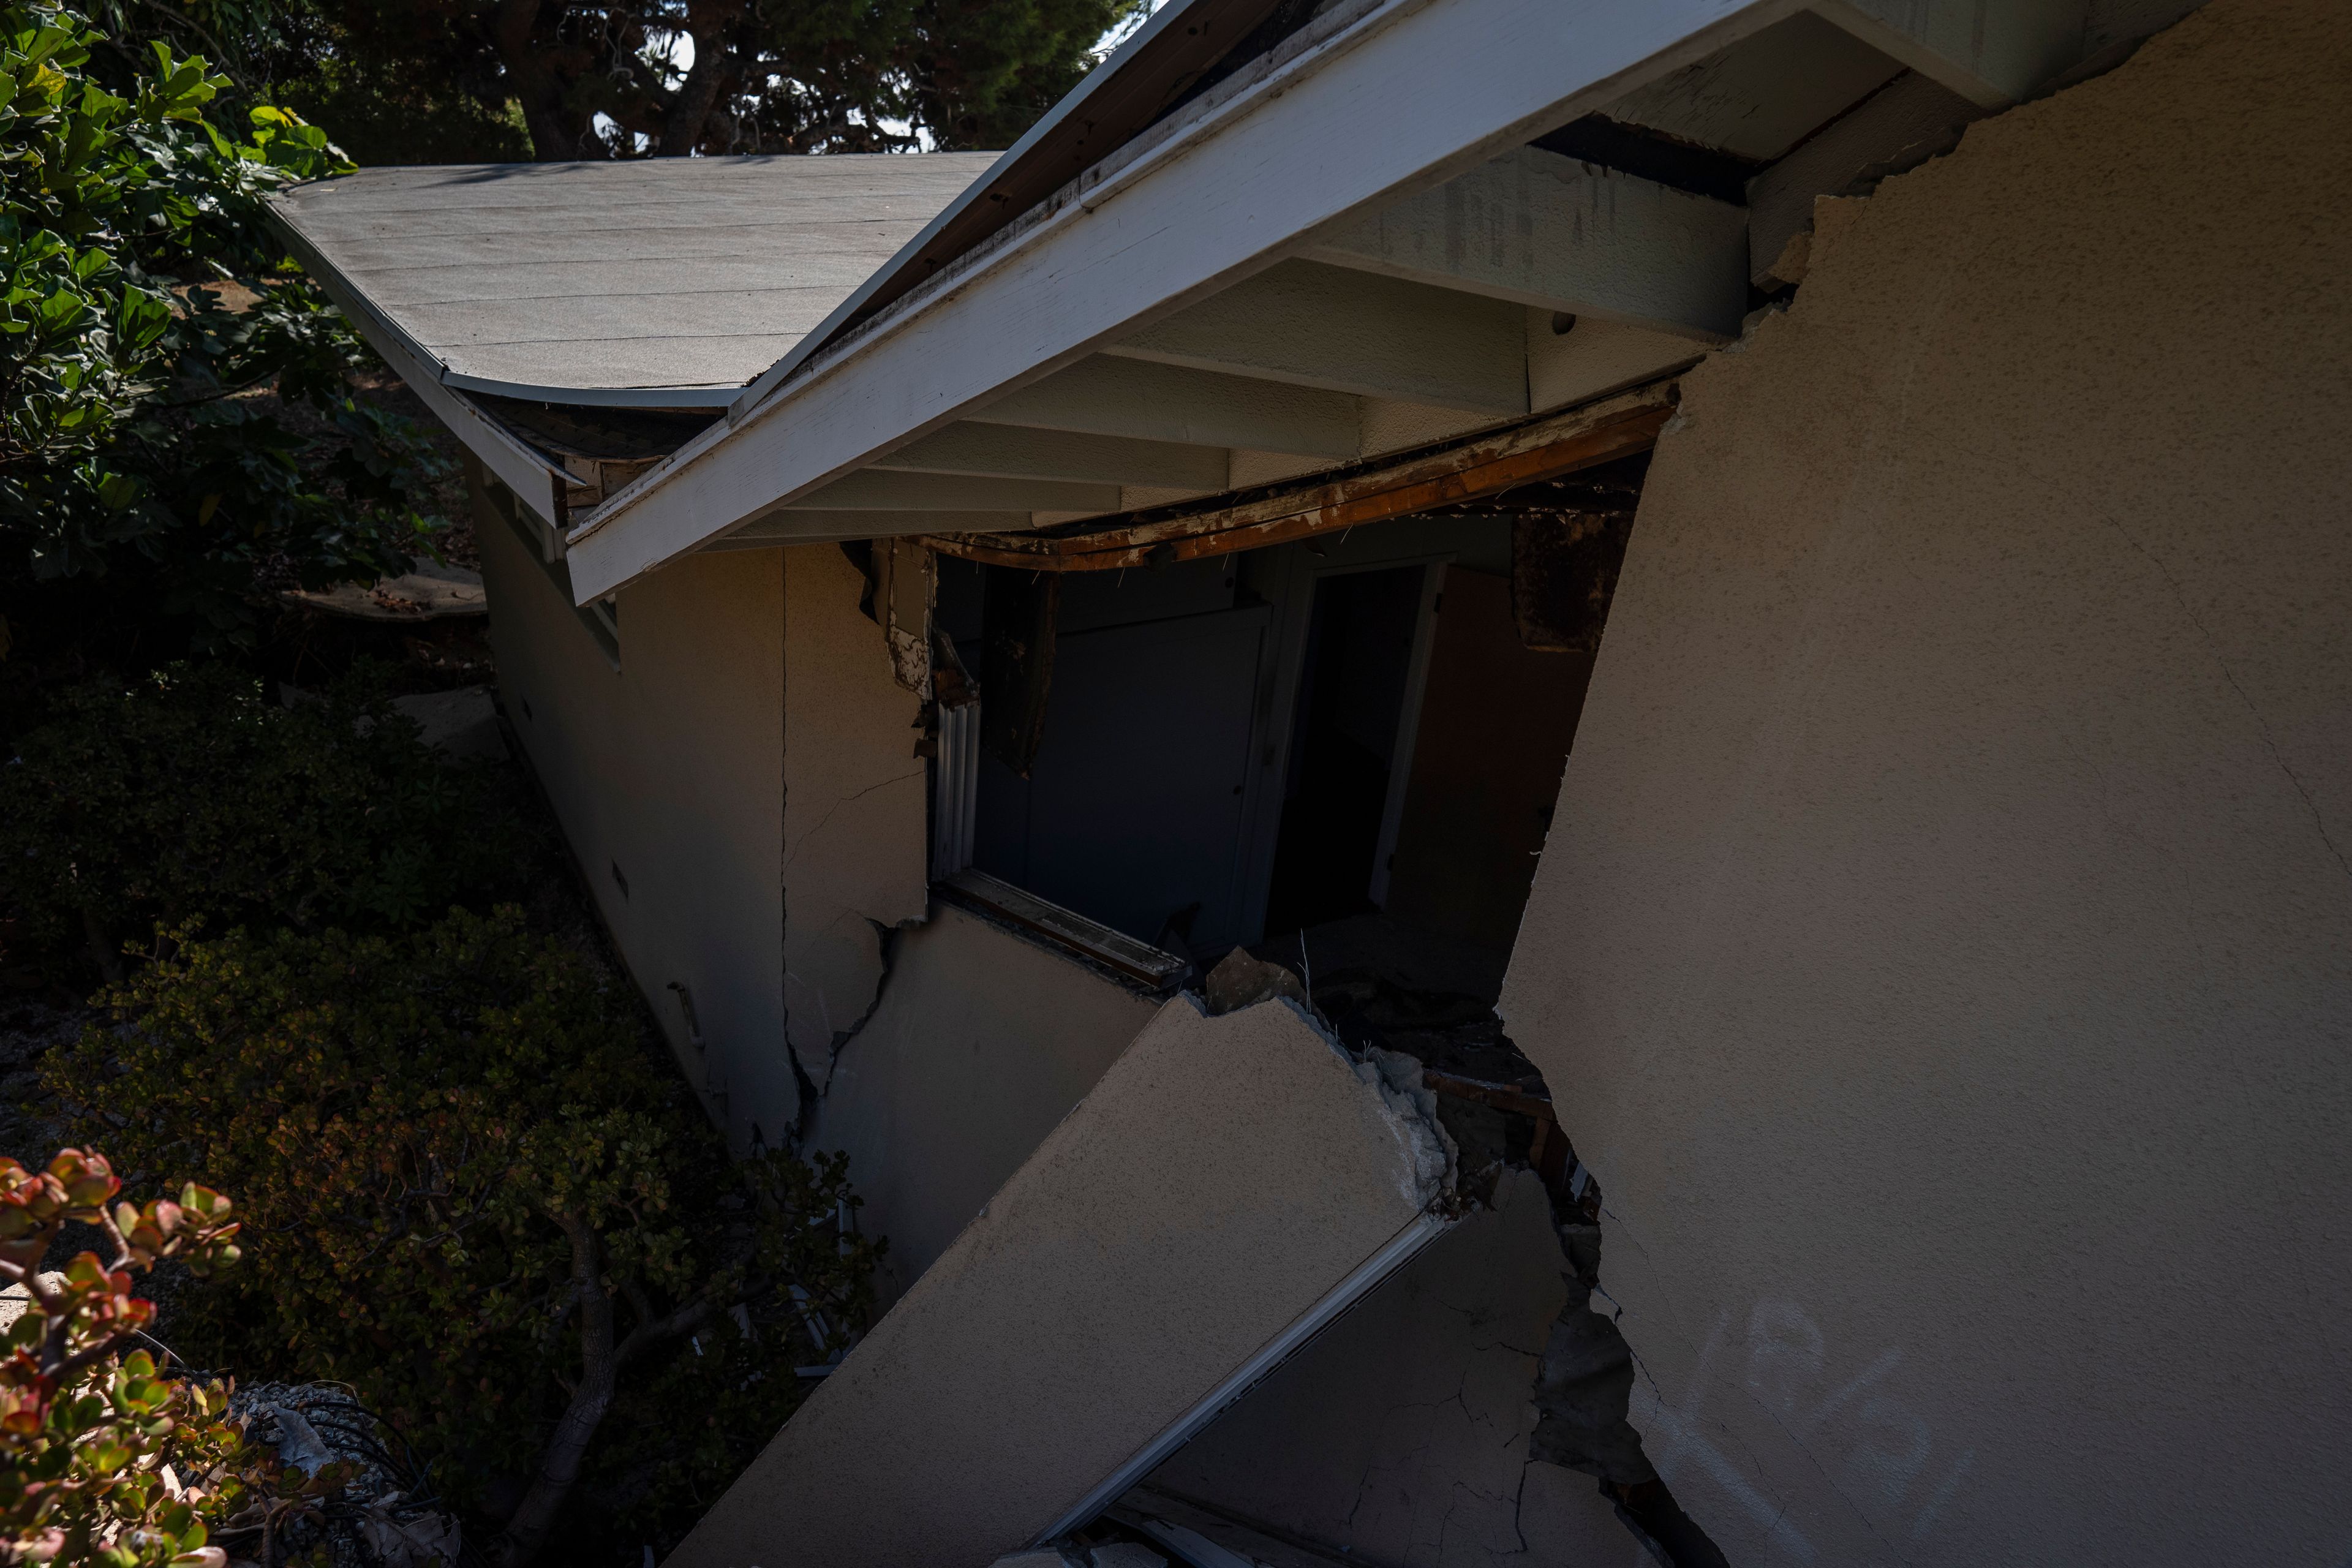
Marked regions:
[267,0,2352,1562]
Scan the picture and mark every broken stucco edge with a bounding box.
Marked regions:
[1028,995,1464,1545]
[1030,1206,1453,1547]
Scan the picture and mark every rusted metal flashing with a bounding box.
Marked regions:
[919,383,1676,573]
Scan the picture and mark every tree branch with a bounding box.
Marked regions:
[656,1,748,156]
[496,1212,618,1567]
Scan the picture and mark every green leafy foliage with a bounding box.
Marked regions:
[0,2,448,652]
[0,662,532,980]
[46,910,879,1562]
[115,0,1142,165]
[0,1146,317,1568]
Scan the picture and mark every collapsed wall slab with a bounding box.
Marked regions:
[1143,1168,1630,1565]
[665,995,1453,1568]
[1500,1,2352,1562]
[809,901,1163,1303]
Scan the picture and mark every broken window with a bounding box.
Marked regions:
[931,447,1649,981]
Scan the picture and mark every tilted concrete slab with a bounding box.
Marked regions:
[666,994,1454,1568]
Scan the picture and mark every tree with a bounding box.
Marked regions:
[48,908,881,1566]
[0,3,448,662]
[0,1147,284,1568]
[172,0,1140,165]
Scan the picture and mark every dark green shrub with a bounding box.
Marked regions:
[47,907,878,1565]
[0,663,529,978]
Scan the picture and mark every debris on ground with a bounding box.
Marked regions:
[231,1383,465,1568]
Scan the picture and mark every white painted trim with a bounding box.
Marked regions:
[1806,0,2092,107]
[1030,1210,1453,1546]
[1303,146,1750,342]
[932,701,981,881]
[563,0,1794,601]
[1102,260,1531,414]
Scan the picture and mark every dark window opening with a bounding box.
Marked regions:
[1262,564,1426,935]
[939,451,1651,987]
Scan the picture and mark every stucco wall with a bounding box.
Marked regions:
[809,902,1163,1304]
[1499,3,2352,1563]
[475,471,796,1145]
[781,544,929,1087]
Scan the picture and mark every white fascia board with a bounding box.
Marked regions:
[564,0,1793,603]
[270,205,576,525]
[1807,0,2092,107]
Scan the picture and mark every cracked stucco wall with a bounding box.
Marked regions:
[809,902,1163,1306]
[1146,1169,1629,1567]
[1499,2,2352,1562]
[783,543,929,1101]
[668,993,1454,1568]
[475,473,794,1148]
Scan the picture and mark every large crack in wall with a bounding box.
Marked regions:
[1221,940,1731,1567]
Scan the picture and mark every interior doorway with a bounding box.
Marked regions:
[1262,564,1437,935]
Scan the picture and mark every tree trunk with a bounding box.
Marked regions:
[497,1215,617,1567]
[489,0,581,161]
[658,2,746,156]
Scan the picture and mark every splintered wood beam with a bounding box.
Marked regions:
[919,381,1676,573]
[871,422,1229,490]
[970,357,1362,459]
[779,469,1123,513]
[1303,146,1749,343]
[1102,259,1529,415]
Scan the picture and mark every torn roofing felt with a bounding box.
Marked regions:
[662,991,1458,1568]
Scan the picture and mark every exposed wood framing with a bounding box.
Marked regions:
[1103,260,1530,414]
[970,358,1362,459]
[872,421,1230,489]
[1303,146,1749,342]
[784,469,1123,513]
[1807,0,2091,108]
[918,383,1675,573]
